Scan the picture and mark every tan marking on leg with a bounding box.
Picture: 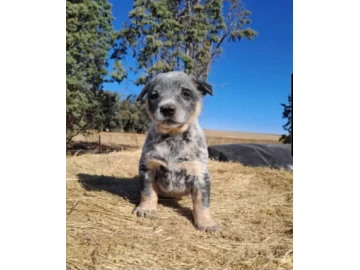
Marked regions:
[132,181,158,218]
[145,158,167,170]
[176,160,204,179]
[192,189,220,232]
[139,185,158,209]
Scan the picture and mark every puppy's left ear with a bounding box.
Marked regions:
[194,79,214,96]
[136,84,149,101]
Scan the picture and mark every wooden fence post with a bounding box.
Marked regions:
[99,133,102,154]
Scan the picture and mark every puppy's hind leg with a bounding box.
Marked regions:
[191,173,220,232]
[132,164,158,218]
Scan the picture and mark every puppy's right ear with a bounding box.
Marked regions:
[190,75,214,96]
[194,79,213,96]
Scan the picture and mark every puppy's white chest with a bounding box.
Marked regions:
[154,142,185,163]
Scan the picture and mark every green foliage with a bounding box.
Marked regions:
[95,91,122,131]
[66,87,92,141]
[118,95,151,133]
[66,0,114,90]
[279,95,292,144]
[66,0,259,142]
[114,0,257,83]
[111,60,126,83]
[66,0,127,142]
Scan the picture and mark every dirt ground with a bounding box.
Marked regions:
[66,150,293,269]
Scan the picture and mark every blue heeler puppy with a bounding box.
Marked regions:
[132,71,220,232]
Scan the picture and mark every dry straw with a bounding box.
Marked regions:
[67,150,293,269]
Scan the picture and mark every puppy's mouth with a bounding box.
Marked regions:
[159,119,183,128]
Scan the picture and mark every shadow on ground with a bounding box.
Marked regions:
[77,173,193,222]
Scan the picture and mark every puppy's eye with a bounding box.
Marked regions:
[181,89,191,99]
[150,91,159,100]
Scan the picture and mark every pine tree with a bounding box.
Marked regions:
[112,0,257,85]
[97,91,123,131]
[118,95,151,133]
[66,0,125,141]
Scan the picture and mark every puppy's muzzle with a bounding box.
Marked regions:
[160,104,176,117]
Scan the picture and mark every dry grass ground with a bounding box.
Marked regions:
[66,150,293,269]
[72,130,281,151]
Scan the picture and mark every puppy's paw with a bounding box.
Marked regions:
[196,220,221,232]
[132,206,157,218]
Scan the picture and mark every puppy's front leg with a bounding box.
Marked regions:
[132,164,158,218]
[192,173,220,232]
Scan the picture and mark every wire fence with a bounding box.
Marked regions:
[66,134,138,156]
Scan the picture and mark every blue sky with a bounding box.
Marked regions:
[103,0,293,135]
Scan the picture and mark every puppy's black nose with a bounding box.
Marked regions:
[160,104,176,117]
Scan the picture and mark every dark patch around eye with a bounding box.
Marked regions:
[181,88,192,99]
[150,91,159,100]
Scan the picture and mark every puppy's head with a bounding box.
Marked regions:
[137,71,213,134]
